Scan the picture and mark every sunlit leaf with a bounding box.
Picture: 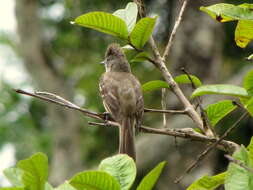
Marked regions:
[191,84,249,98]
[142,80,168,92]
[3,168,24,187]
[113,2,138,32]
[56,182,76,190]
[17,153,48,190]
[130,17,157,49]
[200,3,253,48]
[225,146,253,190]
[200,3,253,22]
[69,171,121,190]
[187,172,226,190]
[137,161,166,190]
[72,12,128,39]
[99,154,136,190]
[235,20,253,48]
[243,69,253,95]
[205,100,236,126]
[174,74,202,87]
[246,54,253,61]
[200,3,236,22]
[240,97,253,116]
[247,137,253,168]
[142,75,201,92]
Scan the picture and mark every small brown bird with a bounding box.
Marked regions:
[99,44,144,161]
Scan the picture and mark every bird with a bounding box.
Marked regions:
[99,43,144,161]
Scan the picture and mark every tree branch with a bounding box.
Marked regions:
[174,112,248,183]
[15,89,239,154]
[225,154,253,174]
[134,0,206,134]
[162,0,189,62]
[14,89,103,121]
[144,108,187,114]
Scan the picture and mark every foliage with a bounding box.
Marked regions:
[186,172,226,190]
[142,74,202,92]
[71,2,156,49]
[2,0,253,190]
[186,137,253,190]
[0,153,166,190]
[200,3,253,48]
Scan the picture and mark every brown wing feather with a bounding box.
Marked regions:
[99,73,121,121]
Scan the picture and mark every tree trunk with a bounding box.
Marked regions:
[15,0,83,185]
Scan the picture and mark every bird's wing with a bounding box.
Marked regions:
[99,73,121,121]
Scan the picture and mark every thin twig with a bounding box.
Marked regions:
[14,89,102,120]
[174,112,248,183]
[88,121,119,128]
[144,108,187,114]
[225,154,253,174]
[162,88,167,127]
[181,67,215,136]
[162,0,189,62]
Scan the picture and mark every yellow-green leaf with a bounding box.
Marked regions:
[70,171,121,190]
[243,69,253,95]
[130,17,157,49]
[99,154,136,190]
[235,20,253,48]
[191,84,249,98]
[205,100,236,126]
[72,12,128,39]
[113,2,138,33]
[137,161,166,190]
[187,172,226,190]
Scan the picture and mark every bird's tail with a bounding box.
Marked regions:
[119,117,136,161]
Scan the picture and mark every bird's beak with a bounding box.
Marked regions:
[99,60,106,65]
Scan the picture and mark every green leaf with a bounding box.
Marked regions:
[142,80,169,92]
[130,52,150,63]
[187,172,226,190]
[137,161,166,190]
[72,12,128,39]
[235,20,253,48]
[45,183,54,190]
[225,146,253,190]
[3,168,24,187]
[191,84,249,98]
[240,97,253,116]
[205,100,236,126]
[113,2,138,33]
[99,154,136,190]
[69,171,121,190]
[247,137,253,168]
[0,188,24,190]
[200,3,236,22]
[56,182,76,190]
[130,17,157,49]
[17,152,48,190]
[122,45,139,62]
[243,69,253,95]
[142,75,202,93]
[200,3,253,48]
[247,54,253,61]
[174,74,202,87]
[200,3,253,22]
